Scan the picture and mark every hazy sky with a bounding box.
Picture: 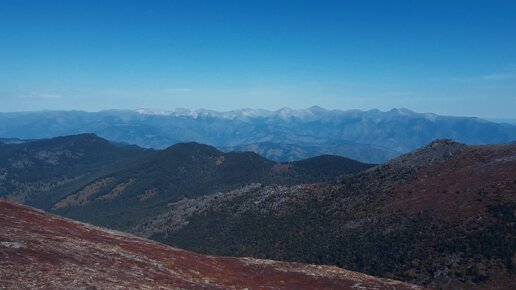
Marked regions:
[1,0,515,118]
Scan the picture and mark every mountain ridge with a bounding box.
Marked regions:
[1,133,513,289]
[136,141,516,290]
[1,107,514,163]
[0,133,373,231]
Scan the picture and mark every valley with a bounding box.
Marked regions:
[3,1,515,289]
[0,134,514,289]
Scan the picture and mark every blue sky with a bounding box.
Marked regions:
[0,0,515,118]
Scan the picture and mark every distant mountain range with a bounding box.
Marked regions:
[1,107,515,163]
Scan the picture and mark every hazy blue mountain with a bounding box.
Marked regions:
[488,118,516,125]
[221,141,398,163]
[1,107,515,163]
[0,137,29,144]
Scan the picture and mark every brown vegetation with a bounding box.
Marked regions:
[0,199,424,290]
[52,177,114,209]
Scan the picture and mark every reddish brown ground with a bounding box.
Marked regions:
[0,199,425,290]
[389,144,516,220]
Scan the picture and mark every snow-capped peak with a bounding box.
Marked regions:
[135,108,174,116]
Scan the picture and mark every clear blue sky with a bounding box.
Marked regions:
[1,0,515,118]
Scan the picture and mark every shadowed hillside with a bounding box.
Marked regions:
[0,133,149,208]
[135,140,516,290]
[0,134,373,230]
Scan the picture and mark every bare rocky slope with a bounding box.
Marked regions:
[0,199,425,290]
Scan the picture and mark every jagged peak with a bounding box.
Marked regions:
[426,138,462,147]
[389,107,416,115]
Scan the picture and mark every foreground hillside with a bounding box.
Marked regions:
[0,134,372,230]
[134,140,516,290]
[0,199,424,290]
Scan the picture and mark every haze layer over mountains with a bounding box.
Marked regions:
[1,107,515,163]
